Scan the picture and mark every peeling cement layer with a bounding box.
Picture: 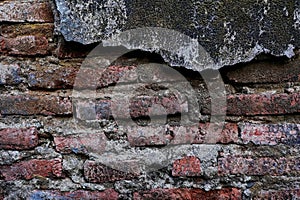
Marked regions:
[55,0,300,70]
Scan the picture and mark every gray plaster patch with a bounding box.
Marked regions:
[54,0,300,70]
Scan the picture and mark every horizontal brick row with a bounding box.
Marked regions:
[227,92,300,116]
[0,23,54,39]
[0,94,72,116]
[224,56,300,83]
[0,1,53,22]
[134,188,241,200]
[127,123,238,147]
[253,189,300,199]
[218,156,300,176]
[0,36,49,56]
[240,123,300,145]
[0,158,62,181]
[29,189,118,200]
[0,127,38,150]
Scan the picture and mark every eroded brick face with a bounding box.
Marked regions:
[0,159,62,181]
[172,156,202,177]
[0,127,39,150]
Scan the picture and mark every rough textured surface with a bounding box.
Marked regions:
[54,0,300,69]
[0,0,300,199]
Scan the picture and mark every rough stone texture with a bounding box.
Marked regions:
[54,0,300,70]
[0,127,39,150]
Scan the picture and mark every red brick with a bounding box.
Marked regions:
[227,93,300,116]
[127,123,238,147]
[218,156,300,176]
[74,94,188,120]
[224,57,300,83]
[84,160,139,183]
[0,127,38,150]
[240,123,300,145]
[198,123,239,144]
[0,36,49,56]
[29,189,119,200]
[54,132,108,154]
[172,156,201,177]
[0,1,53,22]
[0,94,72,116]
[0,159,62,181]
[253,189,300,199]
[133,188,241,200]
[1,24,54,39]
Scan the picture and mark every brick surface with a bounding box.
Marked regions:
[84,160,139,183]
[127,123,238,147]
[253,189,300,199]
[74,94,188,120]
[1,24,54,39]
[54,132,108,154]
[0,1,53,22]
[0,127,38,150]
[0,36,49,56]
[0,159,62,181]
[240,123,300,145]
[227,93,300,116]
[172,156,201,177]
[29,189,119,200]
[133,188,241,200]
[218,156,300,176]
[224,57,300,83]
[0,94,72,116]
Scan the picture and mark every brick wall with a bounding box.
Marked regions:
[0,0,299,199]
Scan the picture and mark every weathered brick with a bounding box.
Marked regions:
[1,24,54,39]
[218,156,300,176]
[224,57,300,83]
[0,127,38,150]
[133,188,241,200]
[0,158,62,181]
[0,94,72,116]
[0,1,53,22]
[127,123,238,147]
[253,189,300,200]
[29,189,119,200]
[84,160,139,183]
[172,156,201,177]
[227,93,300,116]
[0,36,49,55]
[74,94,188,120]
[240,123,300,145]
[54,132,108,154]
